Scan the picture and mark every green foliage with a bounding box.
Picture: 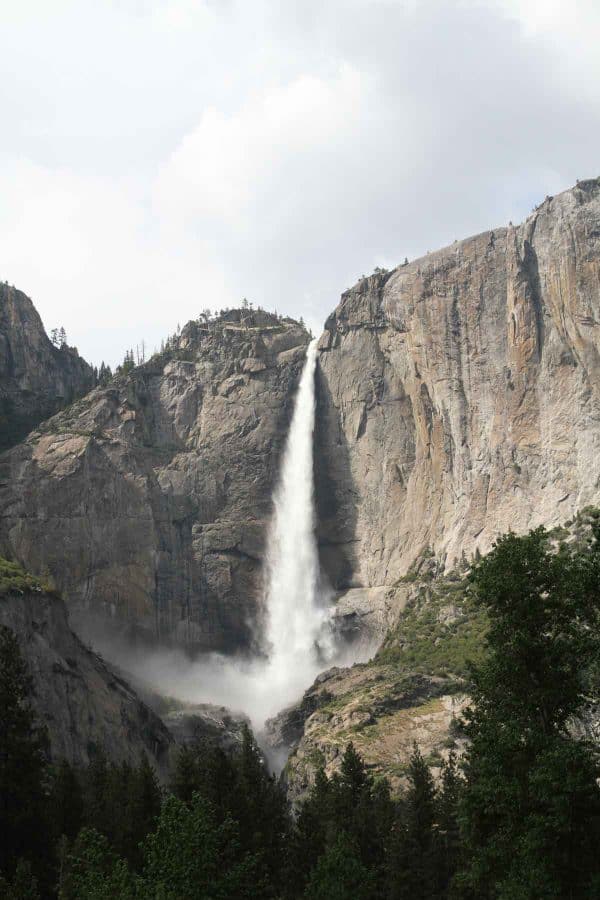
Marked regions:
[436,753,462,889]
[288,743,395,898]
[48,760,84,842]
[375,576,488,678]
[230,725,290,888]
[95,362,112,387]
[171,726,289,893]
[0,558,50,597]
[60,797,264,900]
[2,519,600,899]
[58,828,137,900]
[141,793,262,899]
[0,626,50,884]
[0,859,41,899]
[117,349,136,376]
[303,832,375,900]
[455,527,600,898]
[286,768,332,895]
[79,750,162,869]
[386,744,438,900]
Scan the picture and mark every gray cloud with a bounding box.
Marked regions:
[0,0,598,366]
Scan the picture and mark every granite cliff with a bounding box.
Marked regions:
[0,559,173,772]
[0,309,309,651]
[278,177,600,795]
[0,283,94,451]
[1,180,600,787]
[316,178,600,610]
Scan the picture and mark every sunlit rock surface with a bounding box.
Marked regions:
[316,179,600,594]
[281,509,600,800]
[0,310,309,651]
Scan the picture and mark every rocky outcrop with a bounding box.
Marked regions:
[269,561,478,799]
[0,567,173,771]
[160,704,249,752]
[0,310,310,651]
[316,179,600,599]
[281,508,600,800]
[270,664,468,801]
[0,283,94,450]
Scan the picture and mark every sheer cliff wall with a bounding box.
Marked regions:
[316,179,600,598]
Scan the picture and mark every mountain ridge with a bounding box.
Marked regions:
[0,282,94,450]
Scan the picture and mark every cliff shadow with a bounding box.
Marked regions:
[314,355,360,595]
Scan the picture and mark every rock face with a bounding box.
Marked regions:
[270,561,478,799]
[0,580,173,772]
[0,310,309,651]
[2,179,600,671]
[276,179,600,799]
[160,704,249,753]
[0,283,94,450]
[271,664,468,801]
[316,179,600,596]
[281,508,600,801]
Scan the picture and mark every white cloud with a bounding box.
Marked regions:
[0,0,599,365]
[156,66,368,227]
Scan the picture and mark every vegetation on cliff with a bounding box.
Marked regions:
[285,511,600,796]
[0,557,54,597]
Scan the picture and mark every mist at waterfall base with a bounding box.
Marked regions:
[87,340,367,736]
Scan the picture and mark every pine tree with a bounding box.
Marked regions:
[0,858,41,899]
[455,527,600,898]
[124,754,162,868]
[339,742,370,798]
[49,759,84,842]
[84,748,110,839]
[141,794,264,899]
[436,752,462,893]
[58,828,136,900]
[0,626,49,881]
[286,768,332,896]
[303,832,375,900]
[97,362,112,386]
[386,745,438,900]
[118,349,135,376]
[104,761,134,861]
[231,724,289,891]
[291,744,393,896]
[171,745,201,805]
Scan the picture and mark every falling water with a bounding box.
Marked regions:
[88,338,337,734]
[262,338,333,692]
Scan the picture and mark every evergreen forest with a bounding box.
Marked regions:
[1,526,599,899]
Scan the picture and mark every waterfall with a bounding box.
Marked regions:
[102,338,336,734]
[262,338,332,692]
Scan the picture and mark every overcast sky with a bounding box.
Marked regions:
[1,0,599,367]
